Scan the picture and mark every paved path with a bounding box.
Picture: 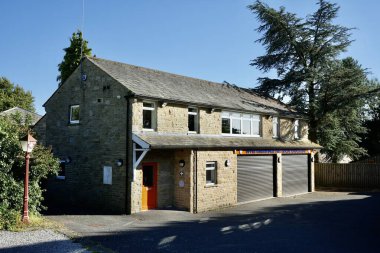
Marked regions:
[0,229,91,253]
[48,192,380,253]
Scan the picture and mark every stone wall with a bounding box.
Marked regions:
[262,116,272,138]
[199,109,221,135]
[44,59,129,213]
[195,150,237,212]
[33,116,46,146]
[173,149,193,211]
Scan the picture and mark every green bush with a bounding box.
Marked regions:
[0,117,60,229]
[0,204,19,230]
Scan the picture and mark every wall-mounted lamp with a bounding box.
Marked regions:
[161,102,168,108]
[116,159,123,167]
[179,160,185,168]
[225,160,231,167]
[59,156,72,164]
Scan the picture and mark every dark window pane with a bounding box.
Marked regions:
[222,118,230,134]
[70,106,80,122]
[143,102,153,108]
[58,163,65,177]
[143,166,154,187]
[188,114,195,131]
[143,110,152,129]
[206,170,212,183]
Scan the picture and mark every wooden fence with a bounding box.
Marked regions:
[315,163,380,189]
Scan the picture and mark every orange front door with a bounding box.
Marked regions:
[141,163,158,211]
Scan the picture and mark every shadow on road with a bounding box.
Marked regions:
[6,192,380,253]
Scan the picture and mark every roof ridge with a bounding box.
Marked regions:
[86,56,246,91]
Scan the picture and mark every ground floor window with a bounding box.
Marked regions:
[56,161,66,180]
[206,161,217,185]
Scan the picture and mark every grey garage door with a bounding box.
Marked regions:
[282,155,309,197]
[237,155,274,203]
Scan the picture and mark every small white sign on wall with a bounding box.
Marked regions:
[103,166,112,185]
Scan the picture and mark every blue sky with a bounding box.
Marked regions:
[1,1,379,115]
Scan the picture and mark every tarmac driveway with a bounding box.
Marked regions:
[48,192,380,253]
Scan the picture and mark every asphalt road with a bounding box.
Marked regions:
[48,191,380,253]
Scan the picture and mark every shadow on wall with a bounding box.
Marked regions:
[27,192,380,253]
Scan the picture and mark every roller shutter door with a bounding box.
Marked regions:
[282,155,309,197]
[237,155,274,203]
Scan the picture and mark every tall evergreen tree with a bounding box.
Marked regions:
[249,0,379,161]
[0,77,34,112]
[57,30,92,85]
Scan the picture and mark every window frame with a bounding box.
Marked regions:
[142,101,157,131]
[69,105,80,124]
[221,111,261,137]
[294,119,300,139]
[56,160,66,180]
[188,107,199,133]
[205,161,217,186]
[272,116,280,138]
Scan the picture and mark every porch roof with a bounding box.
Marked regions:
[134,133,322,150]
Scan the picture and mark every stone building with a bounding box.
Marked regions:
[42,57,321,214]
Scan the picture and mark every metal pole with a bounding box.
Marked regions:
[22,151,30,223]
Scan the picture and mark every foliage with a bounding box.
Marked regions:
[57,30,92,85]
[359,105,380,158]
[0,117,60,228]
[0,77,35,112]
[249,0,380,161]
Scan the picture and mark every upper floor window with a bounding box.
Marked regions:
[69,105,80,124]
[273,116,279,138]
[188,107,199,133]
[143,102,156,130]
[294,119,299,139]
[221,111,261,136]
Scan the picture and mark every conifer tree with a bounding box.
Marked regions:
[249,0,379,161]
[57,30,92,85]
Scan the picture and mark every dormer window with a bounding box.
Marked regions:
[142,102,156,130]
[221,111,261,136]
[188,107,199,133]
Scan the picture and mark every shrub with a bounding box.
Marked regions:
[0,117,60,229]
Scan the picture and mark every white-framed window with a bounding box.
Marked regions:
[294,119,299,139]
[272,116,280,138]
[142,102,156,130]
[221,111,261,136]
[69,105,80,124]
[206,161,217,185]
[188,107,199,133]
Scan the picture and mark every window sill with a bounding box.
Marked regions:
[187,131,198,134]
[205,183,217,188]
[222,134,261,137]
[68,122,80,126]
[142,128,155,132]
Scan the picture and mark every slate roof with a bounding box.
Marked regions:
[135,133,321,150]
[0,107,42,125]
[88,57,301,117]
